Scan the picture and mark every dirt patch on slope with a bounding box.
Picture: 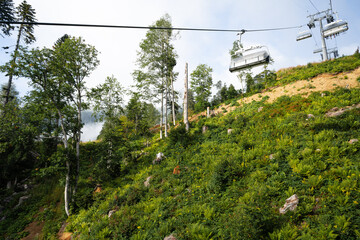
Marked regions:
[190,67,360,120]
[22,221,45,240]
[21,207,45,240]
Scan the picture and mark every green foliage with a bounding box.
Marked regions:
[16,0,37,44]
[0,178,66,239]
[0,99,36,187]
[210,157,246,192]
[87,75,124,121]
[244,67,277,94]
[229,39,242,59]
[190,64,213,112]
[16,86,356,240]
[125,92,158,137]
[167,123,194,149]
[276,53,360,85]
[0,0,15,36]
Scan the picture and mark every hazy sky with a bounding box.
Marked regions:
[1,0,359,100]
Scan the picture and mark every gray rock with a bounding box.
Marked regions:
[202,125,208,134]
[164,234,177,240]
[325,104,360,118]
[279,194,299,214]
[144,176,152,187]
[14,195,31,209]
[153,152,165,165]
[108,209,117,218]
[307,114,315,119]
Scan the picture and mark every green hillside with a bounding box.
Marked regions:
[67,87,360,239]
[1,56,360,239]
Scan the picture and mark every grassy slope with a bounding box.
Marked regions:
[67,86,360,238]
[2,54,360,240]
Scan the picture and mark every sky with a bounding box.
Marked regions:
[1,0,360,102]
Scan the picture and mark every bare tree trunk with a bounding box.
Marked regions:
[184,63,189,131]
[171,74,176,126]
[160,90,163,139]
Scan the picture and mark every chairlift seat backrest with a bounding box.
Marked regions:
[229,47,270,72]
[296,30,312,41]
[323,20,348,38]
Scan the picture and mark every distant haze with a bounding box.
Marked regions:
[81,122,103,142]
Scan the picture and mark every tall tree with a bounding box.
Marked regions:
[125,92,143,135]
[88,76,125,179]
[52,36,99,200]
[87,75,124,122]
[0,0,15,37]
[190,64,213,112]
[15,46,76,216]
[134,14,178,138]
[15,36,99,216]
[4,0,36,106]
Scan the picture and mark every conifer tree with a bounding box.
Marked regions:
[0,0,15,37]
[4,0,36,106]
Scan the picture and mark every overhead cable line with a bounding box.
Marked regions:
[0,21,304,33]
[308,0,319,13]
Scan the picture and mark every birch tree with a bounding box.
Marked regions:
[134,14,178,138]
[15,36,99,216]
[52,36,99,198]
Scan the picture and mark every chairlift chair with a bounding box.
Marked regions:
[229,46,270,72]
[323,19,348,38]
[296,30,312,41]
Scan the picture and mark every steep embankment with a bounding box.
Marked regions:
[64,64,360,239]
[3,56,360,239]
[191,67,360,120]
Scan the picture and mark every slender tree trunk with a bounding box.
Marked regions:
[64,158,71,216]
[4,25,22,107]
[57,109,71,216]
[184,63,189,131]
[73,88,81,197]
[171,74,176,126]
[164,80,168,138]
[160,90,163,139]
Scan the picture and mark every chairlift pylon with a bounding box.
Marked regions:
[229,32,270,72]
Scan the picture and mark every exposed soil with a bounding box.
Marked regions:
[190,67,360,120]
[21,208,45,240]
[57,222,72,240]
